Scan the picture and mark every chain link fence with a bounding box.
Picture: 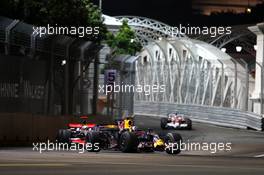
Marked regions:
[0,16,100,115]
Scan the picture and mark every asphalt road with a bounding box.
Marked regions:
[135,116,264,157]
[0,115,264,175]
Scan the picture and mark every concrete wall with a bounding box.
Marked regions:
[0,113,112,146]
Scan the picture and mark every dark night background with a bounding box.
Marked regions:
[91,0,264,26]
[92,0,192,25]
[0,0,264,26]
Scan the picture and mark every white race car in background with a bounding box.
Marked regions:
[160,112,192,130]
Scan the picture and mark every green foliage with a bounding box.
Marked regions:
[106,20,142,56]
[0,0,107,42]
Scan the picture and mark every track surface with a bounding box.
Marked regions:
[1,115,264,175]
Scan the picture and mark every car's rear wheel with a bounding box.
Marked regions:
[119,131,138,153]
[86,132,101,152]
[160,118,168,129]
[57,129,71,144]
[165,133,182,154]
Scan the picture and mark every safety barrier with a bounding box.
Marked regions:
[134,101,264,131]
[0,113,113,146]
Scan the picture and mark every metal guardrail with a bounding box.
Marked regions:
[0,16,102,115]
[134,101,264,131]
[0,16,97,60]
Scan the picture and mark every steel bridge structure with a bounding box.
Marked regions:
[106,15,255,111]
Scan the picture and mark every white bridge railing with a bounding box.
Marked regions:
[134,101,264,131]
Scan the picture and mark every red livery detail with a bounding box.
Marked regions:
[68,123,83,128]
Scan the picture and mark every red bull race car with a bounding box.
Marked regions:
[57,117,182,154]
[160,112,192,130]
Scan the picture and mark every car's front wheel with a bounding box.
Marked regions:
[165,133,182,154]
[185,118,192,130]
[86,132,101,152]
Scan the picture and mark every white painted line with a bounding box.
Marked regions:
[254,154,264,158]
[75,161,264,170]
[0,163,68,167]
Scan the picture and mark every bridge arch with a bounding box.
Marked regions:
[135,38,253,110]
[104,15,254,110]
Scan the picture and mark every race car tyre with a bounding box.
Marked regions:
[185,118,192,130]
[56,129,63,141]
[160,118,168,129]
[86,132,101,152]
[57,129,71,144]
[119,131,139,153]
[165,133,182,154]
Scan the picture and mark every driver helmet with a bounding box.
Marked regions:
[169,113,176,118]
